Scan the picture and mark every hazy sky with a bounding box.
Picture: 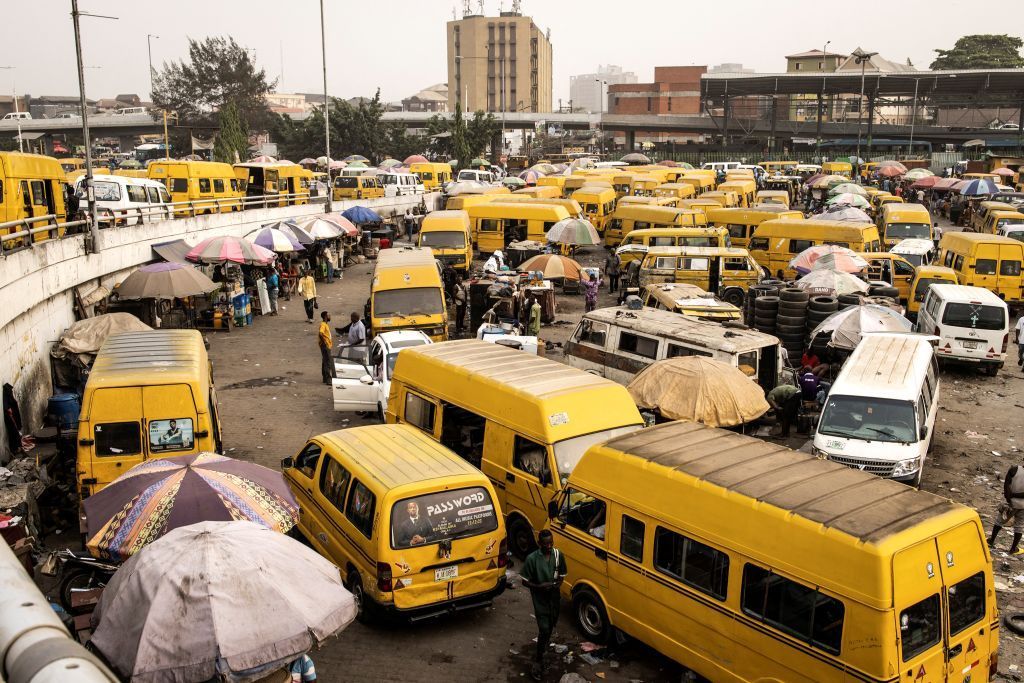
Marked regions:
[5,0,1020,105]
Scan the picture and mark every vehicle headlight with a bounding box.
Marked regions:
[811,446,829,459]
[891,458,919,477]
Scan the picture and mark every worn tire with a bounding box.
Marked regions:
[780,288,810,303]
[755,296,780,312]
[508,517,536,560]
[809,296,839,312]
[778,302,808,316]
[838,293,864,306]
[347,569,374,624]
[754,315,778,327]
[1004,612,1024,637]
[869,285,899,299]
[573,588,613,644]
[776,314,806,327]
[777,325,806,337]
[722,288,746,307]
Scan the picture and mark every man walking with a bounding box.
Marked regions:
[266,267,280,316]
[521,530,567,680]
[605,251,621,293]
[298,269,317,323]
[453,276,468,334]
[1015,313,1024,368]
[989,464,1024,555]
[318,311,335,385]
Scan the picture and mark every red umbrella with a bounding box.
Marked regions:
[404,154,428,165]
[875,166,903,178]
[992,167,1016,177]
[187,235,275,265]
[321,213,360,237]
[930,178,960,191]
[910,176,939,190]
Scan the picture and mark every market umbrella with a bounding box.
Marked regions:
[795,268,870,296]
[531,163,557,175]
[315,155,331,166]
[789,245,868,274]
[319,213,360,237]
[828,183,867,196]
[826,193,870,209]
[904,168,934,179]
[343,154,369,162]
[447,180,487,195]
[993,167,1017,178]
[518,253,583,280]
[250,155,277,163]
[346,160,368,169]
[378,158,402,169]
[931,177,960,191]
[874,166,904,178]
[469,157,489,168]
[811,304,913,350]
[295,216,343,240]
[116,262,218,300]
[518,169,541,185]
[83,453,299,562]
[823,205,873,223]
[404,154,428,165]
[244,226,305,253]
[677,162,695,169]
[91,521,356,683]
[545,217,600,246]
[342,205,382,224]
[656,159,678,167]
[118,159,142,169]
[877,160,908,173]
[621,152,651,164]
[626,357,769,428]
[811,174,849,189]
[802,173,825,188]
[960,178,1001,196]
[502,176,526,188]
[328,159,346,170]
[910,176,940,190]
[298,157,317,167]
[186,235,274,265]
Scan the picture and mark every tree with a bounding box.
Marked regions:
[152,36,275,134]
[466,110,501,161]
[212,101,248,164]
[424,106,499,164]
[931,34,1024,70]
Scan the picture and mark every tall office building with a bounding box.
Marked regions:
[446,3,553,113]
[569,65,637,113]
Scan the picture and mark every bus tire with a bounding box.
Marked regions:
[722,288,745,307]
[347,569,374,624]
[508,516,536,560]
[573,588,612,644]
[1004,612,1024,637]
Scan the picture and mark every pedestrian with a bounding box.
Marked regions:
[484,250,503,275]
[442,262,457,299]
[605,250,621,293]
[298,269,317,323]
[453,275,468,333]
[1015,312,1024,367]
[916,189,925,203]
[324,244,337,283]
[342,311,366,347]
[521,529,567,681]
[527,295,542,337]
[289,653,317,682]
[766,383,801,438]
[266,267,280,316]
[582,272,600,312]
[404,208,415,242]
[950,199,963,227]
[318,311,335,385]
[989,464,1024,555]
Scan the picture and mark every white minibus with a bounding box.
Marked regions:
[813,333,939,487]
[380,172,425,197]
[76,175,172,225]
[916,284,1009,376]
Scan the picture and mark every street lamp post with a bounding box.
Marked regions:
[853,49,878,168]
[816,40,830,157]
[908,77,920,156]
[0,67,21,153]
[147,34,159,97]
[319,0,331,212]
[594,78,607,156]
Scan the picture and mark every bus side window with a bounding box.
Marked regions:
[403,392,437,434]
[513,435,551,486]
[619,515,645,561]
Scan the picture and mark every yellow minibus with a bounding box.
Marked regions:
[410,162,452,191]
[706,207,804,249]
[938,232,1024,303]
[148,160,242,214]
[513,185,561,199]
[571,185,617,234]
[821,160,853,177]
[908,265,958,318]
[753,190,790,208]
[493,195,583,218]
[718,179,756,207]
[878,203,933,247]
[467,202,571,253]
[638,246,762,304]
[0,152,69,242]
[749,218,882,279]
[653,183,696,203]
[604,205,708,246]
[616,226,731,266]
[370,247,449,341]
[418,210,472,274]
[971,201,1015,232]
[333,174,384,200]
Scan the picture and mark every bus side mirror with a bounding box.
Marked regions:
[280,457,294,470]
[919,425,929,441]
[547,500,559,519]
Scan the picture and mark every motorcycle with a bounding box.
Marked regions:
[41,548,118,612]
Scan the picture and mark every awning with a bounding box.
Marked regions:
[152,239,193,265]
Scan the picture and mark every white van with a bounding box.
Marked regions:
[564,306,783,392]
[916,284,1009,376]
[76,175,172,225]
[700,161,740,173]
[330,331,432,418]
[2,112,31,121]
[997,224,1024,243]
[112,107,147,116]
[813,333,939,487]
[890,238,935,267]
[380,172,424,197]
[456,169,495,184]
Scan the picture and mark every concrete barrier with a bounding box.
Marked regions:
[0,193,441,461]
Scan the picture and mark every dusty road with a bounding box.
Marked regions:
[207,229,1024,681]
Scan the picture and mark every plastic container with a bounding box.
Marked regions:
[48,392,81,431]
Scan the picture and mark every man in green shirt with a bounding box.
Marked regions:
[520,529,567,680]
[766,383,801,438]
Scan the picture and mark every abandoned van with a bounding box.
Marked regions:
[813,333,938,486]
[281,424,507,622]
[638,246,761,306]
[148,160,242,214]
[417,210,473,274]
[76,330,223,499]
[369,247,449,341]
[466,202,571,253]
[564,306,781,391]
[749,219,882,279]
[855,252,918,303]
[551,420,996,682]
[917,284,1009,376]
[386,340,643,557]
[639,282,743,321]
[615,226,730,266]
[938,232,1024,303]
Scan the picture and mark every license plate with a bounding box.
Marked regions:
[434,566,458,582]
[962,340,979,349]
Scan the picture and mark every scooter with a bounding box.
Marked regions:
[42,548,118,612]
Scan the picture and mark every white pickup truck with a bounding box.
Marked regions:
[330,331,432,418]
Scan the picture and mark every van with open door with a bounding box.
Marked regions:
[330,331,432,419]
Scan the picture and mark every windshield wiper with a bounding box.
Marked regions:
[865,426,897,438]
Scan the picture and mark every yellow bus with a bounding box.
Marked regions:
[571,185,617,234]
[148,160,242,214]
[0,152,69,243]
[513,185,561,199]
[410,161,453,191]
[551,420,997,683]
[604,205,708,246]
[493,195,583,218]
[653,183,696,203]
[705,206,804,249]
[938,232,1024,303]
[877,203,933,247]
[749,218,882,279]
[718,179,756,207]
[638,246,762,303]
[418,210,472,274]
[370,247,449,341]
[615,226,731,266]
[466,202,570,253]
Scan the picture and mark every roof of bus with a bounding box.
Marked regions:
[831,333,936,401]
[609,205,694,220]
[940,231,1024,247]
[392,340,643,443]
[754,218,880,238]
[317,424,483,493]
[583,306,775,352]
[374,246,437,269]
[87,330,208,389]
[623,226,727,239]
[881,203,931,221]
[755,190,790,197]
[420,210,470,231]
[496,196,583,213]
[644,245,752,258]
[467,202,571,219]
[148,160,235,176]
[926,283,1006,306]
[0,151,66,180]
[571,186,616,199]
[706,207,802,222]
[719,179,755,188]
[373,248,442,289]
[576,420,970,607]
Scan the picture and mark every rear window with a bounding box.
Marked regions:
[390,486,498,549]
[335,177,357,188]
[942,302,1005,330]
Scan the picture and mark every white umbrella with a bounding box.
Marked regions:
[796,268,870,296]
[545,217,601,246]
[91,521,356,683]
[811,304,913,350]
[446,180,487,196]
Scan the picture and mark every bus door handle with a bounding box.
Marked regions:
[594,548,607,560]
[946,643,962,660]
[506,472,516,483]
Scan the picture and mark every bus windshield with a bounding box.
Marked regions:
[818,396,917,444]
[419,231,466,249]
[374,287,444,318]
[553,425,642,483]
[885,222,931,239]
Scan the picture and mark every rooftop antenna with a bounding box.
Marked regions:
[462,0,471,16]
[477,0,484,16]
[511,0,521,13]
[452,5,456,19]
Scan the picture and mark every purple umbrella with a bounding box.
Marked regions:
[244,226,305,253]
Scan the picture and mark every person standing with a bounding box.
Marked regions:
[298,270,317,323]
[766,383,801,438]
[605,251,621,293]
[521,530,567,681]
[324,244,338,283]
[583,272,601,313]
[453,276,468,334]
[318,311,335,385]
[289,653,317,682]
[989,464,1024,555]
[1015,313,1024,367]
[266,267,280,316]
[341,311,366,347]
[527,295,542,337]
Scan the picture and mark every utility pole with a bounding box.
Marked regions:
[147,34,159,96]
[853,49,878,168]
[320,0,332,212]
[0,67,21,153]
[71,0,117,253]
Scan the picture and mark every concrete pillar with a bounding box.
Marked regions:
[815,92,825,157]
[625,130,636,152]
[866,94,877,158]
[118,135,137,154]
[768,96,778,153]
[721,96,730,151]
[489,130,502,164]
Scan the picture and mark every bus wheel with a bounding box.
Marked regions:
[508,517,536,559]
[347,569,372,624]
[722,288,745,307]
[573,588,612,644]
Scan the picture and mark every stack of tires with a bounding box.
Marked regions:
[753,295,779,335]
[838,292,865,310]
[805,295,839,354]
[744,283,781,327]
[868,283,900,300]
[775,288,810,363]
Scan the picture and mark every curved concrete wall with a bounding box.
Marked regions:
[0,193,439,461]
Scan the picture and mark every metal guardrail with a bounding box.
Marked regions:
[0,191,325,256]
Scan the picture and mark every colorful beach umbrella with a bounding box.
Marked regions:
[319,213,360,237]
[823,206,872,223]
[789,245,869,274]
[244,226,305,253]
[545,217,601,246]
[271,221,315,246]
[116,262,219,300]
[295,217,342,240]
[83,453,299,562]
[186,235,274,265]
[959,178,1000,196]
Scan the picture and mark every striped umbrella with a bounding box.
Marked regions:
[83,453,299,562]
[904,168,934,180]
[811,174,849,189]
[343,154,369,163]
[959,178,1000,196]
[275,221,315,246]
[319,213,360,237]
[295,217,343,240]
[186,235,275,265]
[518,169,541,185]
[404,154,428,165]
[244,227,305,253]
[789,245,868,274]
[518,253,584,280]
[116,262,219,300]
[910,176,940,190]
[545,217,601,246]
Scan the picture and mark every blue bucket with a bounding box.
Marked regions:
[48,392,81,430]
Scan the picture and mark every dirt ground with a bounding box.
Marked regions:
[205,225,1024,680]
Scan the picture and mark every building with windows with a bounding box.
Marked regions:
[569,65,637,113]
[607,66,705,116]
[402,83,449,113]
[784,48,847,122]
[446,6,553,113]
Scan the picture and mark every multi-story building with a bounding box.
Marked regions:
[784,48,846,122]
[607,66,705,116]
[446,5,553,113]
[569,65,637,113]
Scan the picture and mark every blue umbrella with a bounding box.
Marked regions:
[959,178,1000,196]
[341,206,382,224]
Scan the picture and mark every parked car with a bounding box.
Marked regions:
[330,331,432,417]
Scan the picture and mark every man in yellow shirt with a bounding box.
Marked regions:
[298,270,317,323]
[318,311,335,385]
